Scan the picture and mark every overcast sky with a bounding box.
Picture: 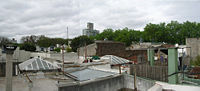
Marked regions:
[0,0,200,42]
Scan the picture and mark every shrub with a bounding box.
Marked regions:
[66,47,72,52]
[54,48,61,52]
[191,55,200,66]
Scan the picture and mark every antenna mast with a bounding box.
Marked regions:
[67,27,69,47]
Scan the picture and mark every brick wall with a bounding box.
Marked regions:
[96,42,126,57]
[125,50,147,63]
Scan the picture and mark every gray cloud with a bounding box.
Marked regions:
[0,0,200,42]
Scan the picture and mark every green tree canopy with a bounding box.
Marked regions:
[94,28,142,46]
[37,36,68,47]
[0,36,11,47]
[143,21,200,44]
[20,21,200,50]
[19,43,36,52]
[70,35,94,52]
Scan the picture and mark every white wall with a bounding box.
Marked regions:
[31,53,51,58]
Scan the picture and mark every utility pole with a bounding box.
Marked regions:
[84,43,87,62]
[67,27,68,39]
[4,45,17,91]
[134,64,137,91]
[67,27,69,47]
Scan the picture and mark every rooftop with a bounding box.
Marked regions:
[69,68,116,81]
[102,55,131,65]
[19,57,60,71]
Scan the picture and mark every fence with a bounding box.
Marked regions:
[130,64,168,82]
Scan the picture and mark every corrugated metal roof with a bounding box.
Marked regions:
[102,55,130,65]
[69,68,116,81]
[19,57,59,71]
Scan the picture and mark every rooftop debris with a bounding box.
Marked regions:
[188,67,200,79]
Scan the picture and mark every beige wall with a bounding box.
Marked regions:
[186,38,200,59]
[78,43,97,57]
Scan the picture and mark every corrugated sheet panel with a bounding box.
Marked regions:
[70,68,116,81]
[102,55,130,65]
[19,58,59,71]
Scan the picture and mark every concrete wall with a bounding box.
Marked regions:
[0,54,6,62]
[13,48,78,63]
[59,75,124,91]
[50,53,78,62]
[186,38,200,59]
[58,74,155,91]
[78,43,97,57]
[13,48,31,62]
[124,75,155,91]
[31,52,51,58]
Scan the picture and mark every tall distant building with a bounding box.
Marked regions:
[82,22,99,37]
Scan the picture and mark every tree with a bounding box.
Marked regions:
[36,36,68,47]
[54,48,61,52]
[0,36,11,47]
[70,35,94,52]
[142,21,200,45]
[66,47,72,52]
[37,37,52,47]
[20,43,36,52]
[94,28,114,40]
[20,35,40,43]
[113,28,142,46]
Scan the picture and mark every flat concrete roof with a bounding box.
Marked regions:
[0,76,58,91]
[0,73,74,91]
